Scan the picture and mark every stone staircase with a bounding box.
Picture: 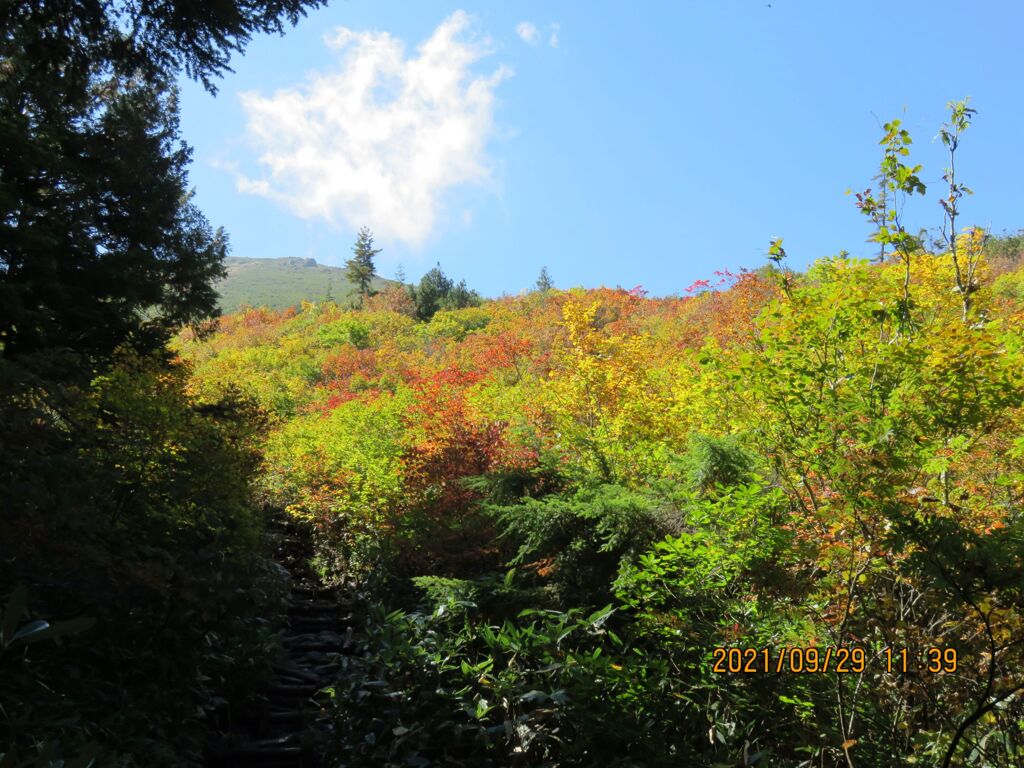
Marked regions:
[206,517,357,767]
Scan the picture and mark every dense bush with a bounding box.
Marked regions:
[488,484,674,602]
[0,354,282,765]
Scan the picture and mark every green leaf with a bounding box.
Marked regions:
[16,616,97,646]
[475,698,491,719]
[10,619,50,644]
[586,604,615,628]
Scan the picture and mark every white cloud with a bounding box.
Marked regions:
[548,23,560,48]
[236,11,512,246]
[516,21,539,45]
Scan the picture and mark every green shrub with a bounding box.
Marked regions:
[489,484,674,603]
[317,318,372,349]
[679,433,759,495]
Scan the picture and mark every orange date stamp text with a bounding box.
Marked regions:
[710,646,957,674]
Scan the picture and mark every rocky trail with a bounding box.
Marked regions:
[206,517,358,768]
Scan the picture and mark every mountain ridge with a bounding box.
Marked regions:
[217,255,394,313]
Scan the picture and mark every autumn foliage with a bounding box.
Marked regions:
[172,103,1024,766]
[175,231,1024,765]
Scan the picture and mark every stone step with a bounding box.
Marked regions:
[291,651,341,667]
[268,682,320,698]
[282,643,347,655]
[283,631,344,646]
[265,710,306,725]
[287,614,339,627]
[209,745,309,768]
[277,673,325,689]
[288,589,331,602]
[288,600,338,614]
[272,663,325,685]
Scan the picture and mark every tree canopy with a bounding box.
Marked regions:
[0,0,324,371]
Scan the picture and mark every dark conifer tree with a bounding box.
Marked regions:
[536,266,554,292]
[0,0,325,374]
[409,263,481,321]
[0,4,328,757]
[345,227,381,300]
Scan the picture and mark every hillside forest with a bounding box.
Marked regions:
[3,2,1024,768]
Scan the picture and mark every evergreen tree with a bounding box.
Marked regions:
[0,1,326,761]
[0,0,324,375]
[345,227,381,300]
[444,279,481,311]
[409,264,481,321]
[411,264,454,321]
[0,72,227,367]
[536,266,555,292]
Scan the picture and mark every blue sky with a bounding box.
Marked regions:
[178,1,1024,297]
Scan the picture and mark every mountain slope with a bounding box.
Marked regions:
[216,256,393,313]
